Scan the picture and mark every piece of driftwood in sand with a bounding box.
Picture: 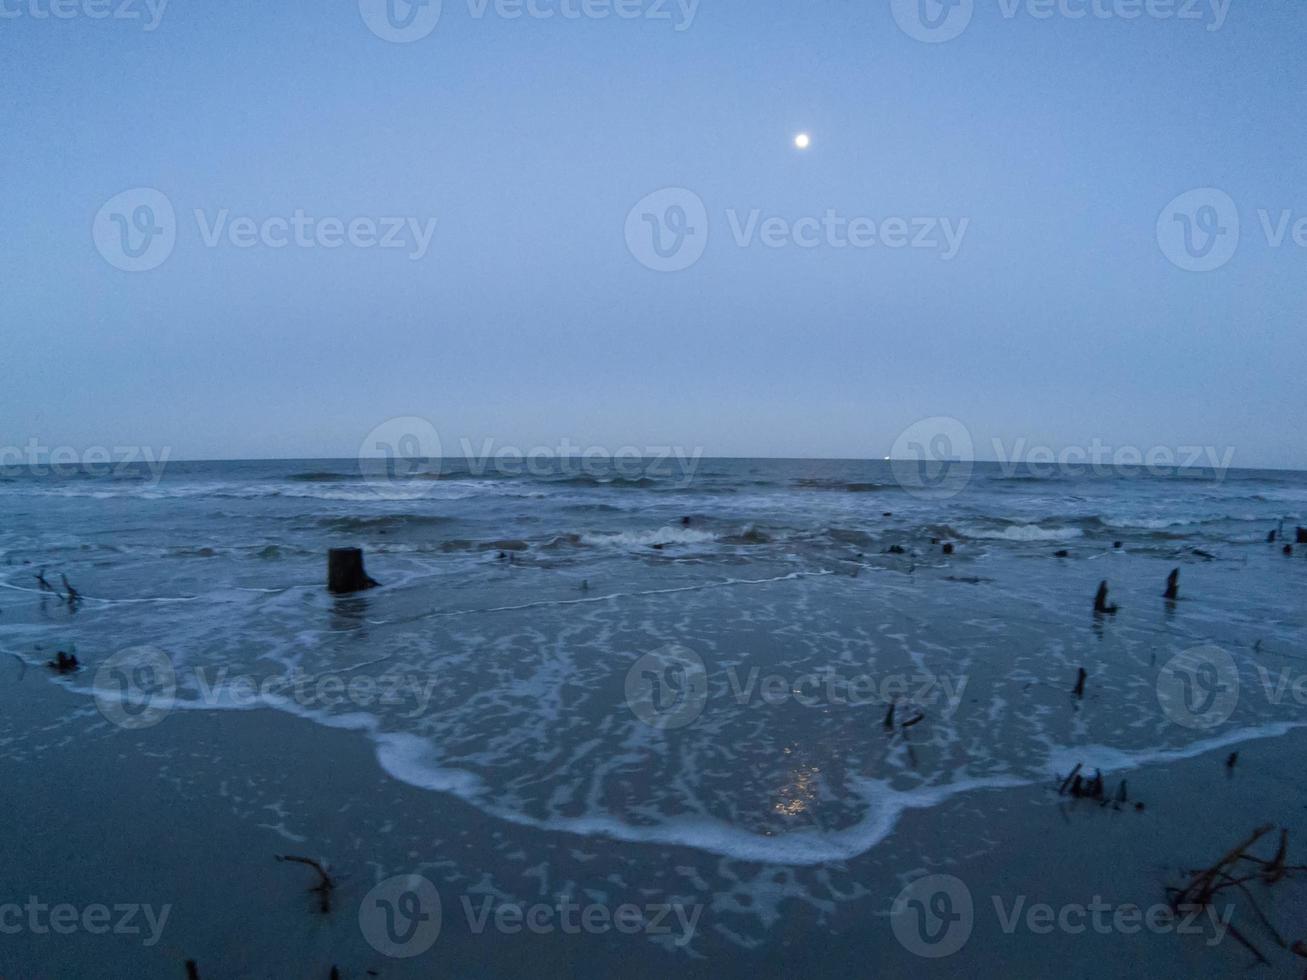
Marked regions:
[1056,763,1139,811]
[1164,568,1180,601]
[275,854,336,914]
[1167,825,1307,967]
[1093,580,1118,615]
[327,548,379,594]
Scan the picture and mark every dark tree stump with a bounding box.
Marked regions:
[1164,568,1180,601]
[1094,580,1118,615]
[327,548,379,594]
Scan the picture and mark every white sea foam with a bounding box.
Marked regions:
[957,523,1083,542]
[581,527,717,548]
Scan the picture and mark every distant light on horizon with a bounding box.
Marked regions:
[794,133,811,150]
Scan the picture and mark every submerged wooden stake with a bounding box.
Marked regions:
[327,547,379,595]
[1164,568,1180,601]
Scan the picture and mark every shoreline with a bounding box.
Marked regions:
[4,668,1307,977]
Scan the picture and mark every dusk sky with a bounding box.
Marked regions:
[3,1,1304,468]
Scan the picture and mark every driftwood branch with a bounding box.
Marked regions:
[276,854,336,914]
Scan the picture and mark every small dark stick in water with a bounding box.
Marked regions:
[185,961,200,980]
[1164,568,1180,601]
[61,574,80,606]
[1298,527,1307,545]
[882,701,896,731]
[1268,529,1278,543]
[1094,581,1118,615]
[275,855,336,914]
[48,651,79,674]
[1284,545,1294,557]
[942,543,954,555]
[1073,668,1087,699]
[1226,752,1238,771]
[35,569,53,591]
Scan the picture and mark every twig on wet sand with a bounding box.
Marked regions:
[1167,825,1307,967]
[276,854,336,914]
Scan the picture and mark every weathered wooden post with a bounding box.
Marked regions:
[327,547,379,594]
[1164,568,1180,601]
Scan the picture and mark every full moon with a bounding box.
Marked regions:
[794,133,811,150]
